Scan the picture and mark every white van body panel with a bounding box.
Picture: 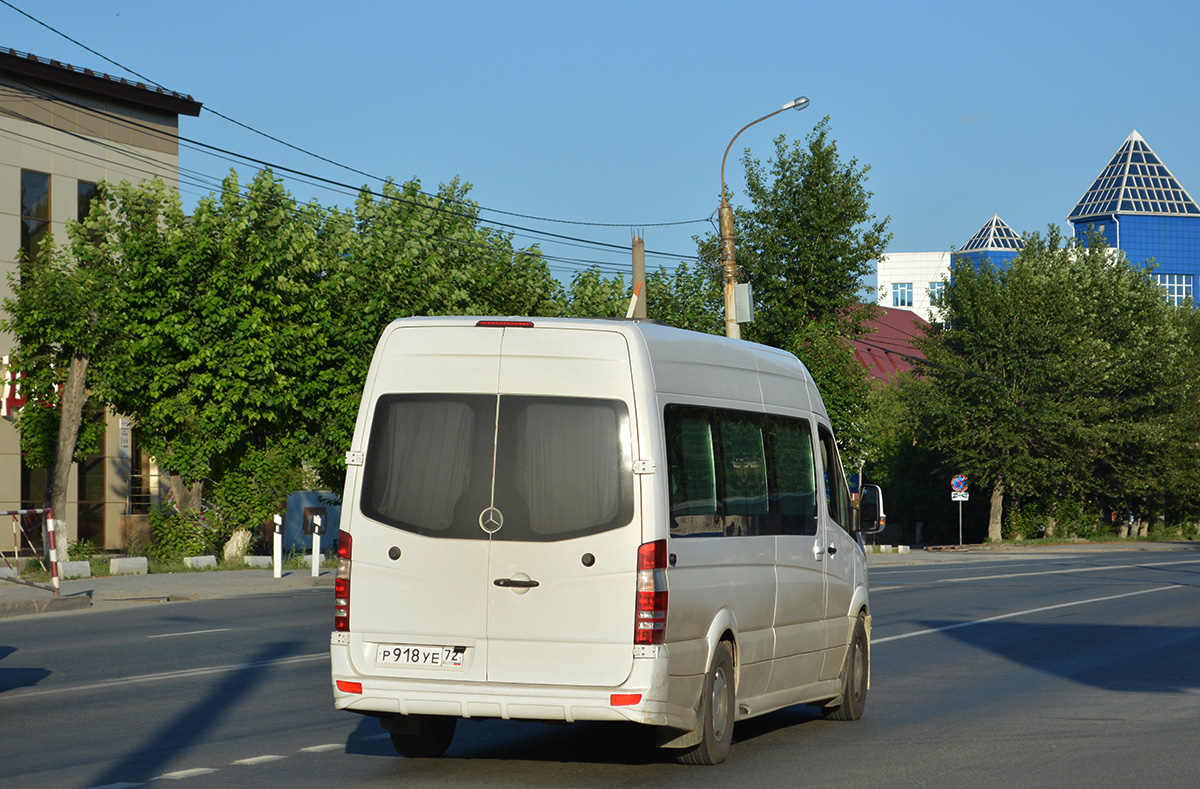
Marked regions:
[332,317,870,740]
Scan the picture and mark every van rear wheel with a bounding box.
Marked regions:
[823,614,868,721]
[386,714,457,758]
[676,641,735,765]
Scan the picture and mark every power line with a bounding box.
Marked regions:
[11,71,699,264]
[1,1,708,236]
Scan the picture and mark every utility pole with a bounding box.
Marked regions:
[718,96,810,338]
[631,232,647,319]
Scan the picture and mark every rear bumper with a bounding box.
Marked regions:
[331,634,695,731]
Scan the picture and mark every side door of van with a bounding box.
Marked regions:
[815,422,857,681]
[767,414,828,695]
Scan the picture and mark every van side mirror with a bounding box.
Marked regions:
[856,484,885,534]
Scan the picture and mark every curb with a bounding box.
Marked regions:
[0,595,92,619]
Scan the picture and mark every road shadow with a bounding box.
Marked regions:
[342,700,828,767]
[0,645,50,693]
[917,618,1200,694]
[85,639,305,787]
[344,712,667,764]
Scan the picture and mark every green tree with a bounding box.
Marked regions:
[910,226,1200,540]
[560,267,628,318]
[94,172,326,515]
[645,261,723,334]
[695,117,890,452]
[307,178,562,489]
[2,190,118,527]
[698,117,891,349]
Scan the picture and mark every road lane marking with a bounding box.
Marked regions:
[300,743,344,753]
[874,584,1186,644]
[936,557,1200,583]
[0,653,327,701]
[156,767,219,779]
[232,755,286,765]
[147,628,232,639]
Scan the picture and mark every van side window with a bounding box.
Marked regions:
[817,425,851,531]
[665,407,721,536]
[767,418,818,535]
[720,414,768,535]
[665,405,817,538]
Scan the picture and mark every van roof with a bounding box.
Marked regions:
[383,316,825,419]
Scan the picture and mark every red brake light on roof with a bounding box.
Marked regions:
[475,319,535,328]
[635,539,668,645]
[334,532,352,632]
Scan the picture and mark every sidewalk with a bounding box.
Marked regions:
[0,566,334,619]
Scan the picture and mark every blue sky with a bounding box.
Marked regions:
[6,0,1200,284]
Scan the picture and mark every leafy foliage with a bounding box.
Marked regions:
[147,504,212,561]
[645,261,723,334]
[907,226,1200,538]
[306,178,562,489]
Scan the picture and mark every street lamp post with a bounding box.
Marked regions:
[719,96,810,339]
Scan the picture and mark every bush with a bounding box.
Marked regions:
[1003,502,1044,540]
[148,503,213,561]
[67,539,98,562]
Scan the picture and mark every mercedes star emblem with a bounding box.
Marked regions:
[479,506,504,533]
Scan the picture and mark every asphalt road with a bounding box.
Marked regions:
[3,545,1199,788]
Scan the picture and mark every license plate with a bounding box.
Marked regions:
[376,644,465,669]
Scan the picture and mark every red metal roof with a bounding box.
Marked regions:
[851,306,929,385]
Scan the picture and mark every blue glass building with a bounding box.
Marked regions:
[1068,131,1200,305]
[954,213,1024,270]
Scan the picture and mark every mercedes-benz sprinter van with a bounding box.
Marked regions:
[330,317,884,764]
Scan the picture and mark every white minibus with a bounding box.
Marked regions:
[330,316,884,764]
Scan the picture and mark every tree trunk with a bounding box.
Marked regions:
[988,479,1004,542]
[168,473,204,513]
[43,353,90,554]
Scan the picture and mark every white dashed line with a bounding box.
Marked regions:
[300,743,344,753]
[155,767,219,779]
[147,628,231,639]
[232,755,287,765]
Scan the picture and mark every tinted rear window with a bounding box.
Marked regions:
[361,394,634,541]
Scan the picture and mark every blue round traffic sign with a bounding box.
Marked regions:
[951,475,968,492]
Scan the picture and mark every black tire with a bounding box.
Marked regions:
[387,715,457,758]
[677,641,735,765]
[823,614,868,721]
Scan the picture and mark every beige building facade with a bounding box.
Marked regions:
[0,46,201,552]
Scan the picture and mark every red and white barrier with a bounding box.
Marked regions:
[0,507,60,597]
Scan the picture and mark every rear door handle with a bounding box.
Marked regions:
[494,578,540,588]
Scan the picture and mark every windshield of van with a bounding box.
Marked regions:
[361,394,634,541]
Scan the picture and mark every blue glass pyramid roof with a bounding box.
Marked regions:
[961,214,1023,252]
[1068,130,1200,221]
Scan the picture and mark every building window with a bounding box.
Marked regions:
[20,170,51,263]
[76,409,107,545]
[1156,273,1192,306]
[77,180,99,221]
[928,281,945,306]
[892,282,913,308]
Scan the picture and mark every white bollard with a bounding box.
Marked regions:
[273,513,283,579]
[311,515,322,578]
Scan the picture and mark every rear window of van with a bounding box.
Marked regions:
[361,394,634,541]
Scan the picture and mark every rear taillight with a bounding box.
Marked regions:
[334,531,352,632]
[635,539,668,645]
